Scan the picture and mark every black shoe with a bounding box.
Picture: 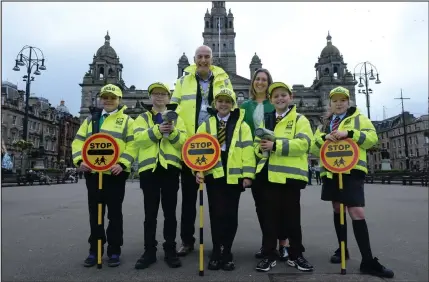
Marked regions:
[177,244,194,257]
[254,247,264,259]
[278,246,289,261]
[208,250,222,271]
[255,258,276,272]
[83,253,97,267]
[164,249,182,268]
[107,254,120,267]
[135,251,157,269]
[287,256,314,272]
[221,253,235,271]
[330,248,350,264]
[360,257,394,278]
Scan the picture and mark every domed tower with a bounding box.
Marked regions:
[313,32,356,103]
[249,52,262,79]
[177,52,190,78]
[79,31,124,121]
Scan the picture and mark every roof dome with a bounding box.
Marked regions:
[96,31,117,58]
[251,52,261,63]
[320,32,340,57]
[179,52,189,63]
[56,100,69,114]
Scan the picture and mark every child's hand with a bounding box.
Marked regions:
[260,139,274,152]
[332,130,348,140]
[196,172,204,184]
[243,178,252,188]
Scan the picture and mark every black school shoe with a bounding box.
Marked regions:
[164,249,182,268]
[330,248,350,263]
[135,250,157,269]
[360,257,394,278]
[221,252,235,271]
[287,256,314,272]
[255,258,276,272]
[254,247,264,259]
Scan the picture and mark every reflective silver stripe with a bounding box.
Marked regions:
[229,168,242,175]
[126,135,134,142]
[141,113,150,125]
[224,79,230,86]
[139,157,157,168]
[236,140,253,148]
[214,161,222,169]
[160,149,181,164]
[258,158,267,167]
[86,131,92,137]
[281,139,290,156]
[361,128,373,131]
[357,160,367,167]
[134,128,145,134]
[268,165,308,177]
[297,114,302,121]
[72,152,81,159]
[315,140,322,149]
[169,131,181,144]
[182,94,196,101]
[295,133,311,147]
[205,119,211,134]
[100,129,122,139]
[180,76,185,86]
[120,153,134,163]
[354,115,360,129]
[243,166,255,174]
[148,128,158,143]
[75,134,86,141]
[171,97,181,103]
[357,132,366,145]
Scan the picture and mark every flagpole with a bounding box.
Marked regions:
[218,17,221,58]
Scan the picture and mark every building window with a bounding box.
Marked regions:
[12,116,16,125]
[415,136,418,144]
[387,142,390,149]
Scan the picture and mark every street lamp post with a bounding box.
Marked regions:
[13,46,47,141]
[353,61,381,120]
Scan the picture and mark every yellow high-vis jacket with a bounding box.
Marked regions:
[254,105,313,184]
[133,110,187,173]
[310,107,378,178]
[72,105,137,174]
[171,64,234,137]
[196,108,256,184]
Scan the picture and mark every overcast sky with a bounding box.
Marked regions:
[2,1,428,120]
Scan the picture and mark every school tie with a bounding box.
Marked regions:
[332,116,341,131]
[218,120,226,146]
[99,113,109,128]
[276,115,283,124]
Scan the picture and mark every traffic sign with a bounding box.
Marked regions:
[320,139,360,173]
[182,133,221,172]
[82,133,120,172]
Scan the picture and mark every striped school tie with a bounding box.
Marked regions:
[332,116,341,131]
[218,120,226,146]
[276,115,283,124]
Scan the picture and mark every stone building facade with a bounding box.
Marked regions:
[371,113,429,171]
[1,81,80,169]
[79,1,357,131]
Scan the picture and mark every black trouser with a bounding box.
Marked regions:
[252,168,287,245]
[180,164,200,245]
[86,171,129,256]
[140,165,180,251]
[261,180,306,260]
[206,176,242,255]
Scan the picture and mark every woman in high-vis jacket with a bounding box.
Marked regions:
[310,86,394,279]
[196,88,255,271]
[72,84,137,268]
[132,82,187,270]
[253,82,314,273]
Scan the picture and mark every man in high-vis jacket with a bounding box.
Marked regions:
[171,45,234,256]
[72,84,137,268]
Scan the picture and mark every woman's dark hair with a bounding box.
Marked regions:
[249,68,273,100]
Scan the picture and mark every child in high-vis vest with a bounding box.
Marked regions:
[196,88,255,271]
[253,82,314,273]
[310,86,394,279]
[132,82,188,270]
[72,84,137,268]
